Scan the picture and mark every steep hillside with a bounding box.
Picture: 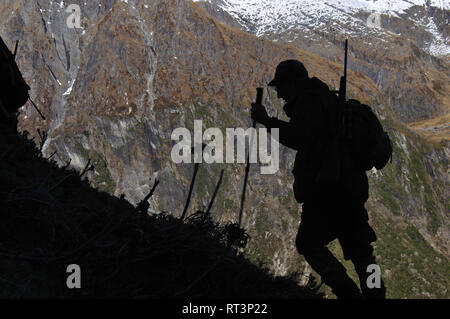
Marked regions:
[0,121,321,298]
[0,0,448,298]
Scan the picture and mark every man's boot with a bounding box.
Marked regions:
[303,247,363,299]
[352,254,386,299]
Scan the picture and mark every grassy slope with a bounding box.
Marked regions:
[0,121,322,298]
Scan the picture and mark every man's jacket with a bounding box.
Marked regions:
[265,77,369,203]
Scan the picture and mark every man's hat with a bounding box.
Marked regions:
[268,60,308,86]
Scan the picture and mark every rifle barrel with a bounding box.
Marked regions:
[343,39,348,101]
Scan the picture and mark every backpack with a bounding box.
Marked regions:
[338,99,392,171]
[0,35,30,113]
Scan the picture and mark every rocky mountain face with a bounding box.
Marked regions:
[197,0,450,129]
[1,0,449,298]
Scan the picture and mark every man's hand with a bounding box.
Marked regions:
[251,102,269,126]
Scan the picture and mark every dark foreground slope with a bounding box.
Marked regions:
[0,122,321,299]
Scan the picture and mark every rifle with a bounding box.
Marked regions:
[338,39,348,104]
[336,39,351,139]
[238,87,263,227]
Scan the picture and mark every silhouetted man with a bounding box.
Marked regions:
[251,60,385,299]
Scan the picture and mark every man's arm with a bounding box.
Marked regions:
[251,102,302,150]
[262,116,301,150]
[251,97,325,152]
